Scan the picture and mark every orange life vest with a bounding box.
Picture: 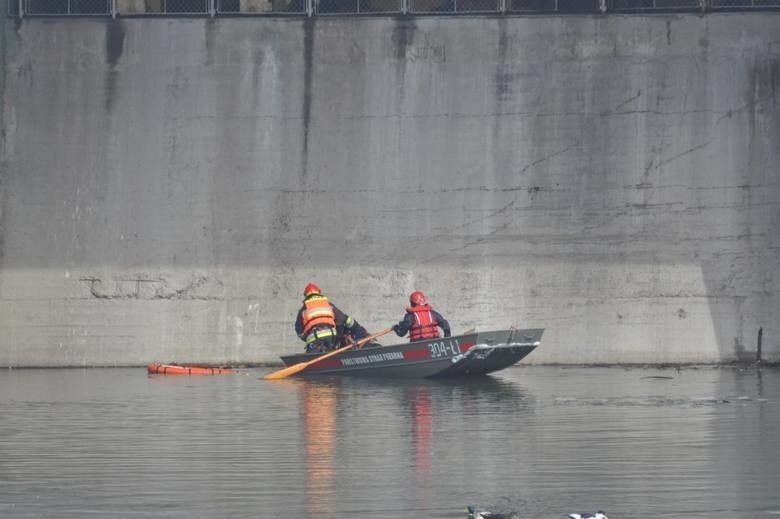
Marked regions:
[302,295,336,335]
[407,304,440,341]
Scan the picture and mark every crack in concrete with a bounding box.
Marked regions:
[450,200,516,233]
[647,139,715,173]
[715,99,761,125]
[422,221,513,265]
[154,98,769,126]
[518,143,578,176]
[602,89,642,114]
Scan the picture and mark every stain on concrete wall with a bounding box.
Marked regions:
[104,20,125,110]
[300,17,314,183]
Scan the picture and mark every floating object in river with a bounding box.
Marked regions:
[147,363,238,375]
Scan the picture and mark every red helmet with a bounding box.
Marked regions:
[409,291,426,306]
[304,282,321,297]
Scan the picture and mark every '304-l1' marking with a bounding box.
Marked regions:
[428,339,461,358]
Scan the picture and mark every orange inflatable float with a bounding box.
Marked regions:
[147,363,238,375]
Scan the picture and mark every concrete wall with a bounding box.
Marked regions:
[1,14,778,366]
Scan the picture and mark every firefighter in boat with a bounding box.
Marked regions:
[393,291,451,342]
[295,283,368,353]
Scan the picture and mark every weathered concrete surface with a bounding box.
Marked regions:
[1,15,778,366]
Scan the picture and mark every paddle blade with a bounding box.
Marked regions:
[263,327,392,380]
[263,362,309,380]
[263,343,355,380]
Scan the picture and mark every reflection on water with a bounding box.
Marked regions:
[281,375,535,519]
[0,367,778,519]
[411,385,432,481]
[302,381,337,516]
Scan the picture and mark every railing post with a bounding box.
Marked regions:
[307,0,314,16]
[699,0,707,12]
[18,0,24,18]
[600,0,607,12]
[209,0,215,17]
[111,0,117,18]
[401,0,407,14]
[499,0,505,13]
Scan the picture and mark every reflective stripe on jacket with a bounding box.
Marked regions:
[302,295,337,335]
[407,304,440,341]
[305,326,336,344]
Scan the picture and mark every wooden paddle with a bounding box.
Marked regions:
[263,327,393,380]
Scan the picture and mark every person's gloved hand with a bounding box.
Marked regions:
[392,324,401,336]
[444,330,451,338]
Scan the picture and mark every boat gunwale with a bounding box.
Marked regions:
[279,328,544,378]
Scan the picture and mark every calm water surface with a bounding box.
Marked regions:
[1,366,778,519]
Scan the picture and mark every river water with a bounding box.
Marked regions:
[1,366,778,519]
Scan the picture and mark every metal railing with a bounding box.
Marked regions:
[710,0,780,7]
[408,0,502,14]
[508,0,602,12]
[316,0,402,14]
[608,0,700,11]
[24,0,110,14]
[8,0,780,17]
[217,0,306,15]
[114,0,210,14]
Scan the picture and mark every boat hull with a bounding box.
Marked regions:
[147,364,238,375]
[279,328,543,378]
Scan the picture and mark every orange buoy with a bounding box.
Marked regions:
[147,363,238,375]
